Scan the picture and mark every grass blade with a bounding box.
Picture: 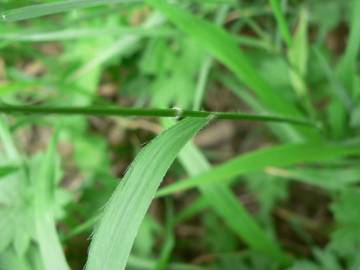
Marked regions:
[34,133,70,270]
[147,0,296,116]
[0,27,173,42]
[314,48,352,110]
[269,0,292,47]
[267,167,360,190]
[157,142,360,196]
[0,165,18,178]
[177,142,292,265]
[69,13,164,80]
[146,0,321,141]
[85,117,209,270]
[336,0,360,91]
[0,0,140,22]
[288,9,309,98]
[193,5,229,110]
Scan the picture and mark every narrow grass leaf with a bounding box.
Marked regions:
[157,142,360,196]
[269,0,292,47]
[0,118,20,161]
[146,0,321,141]
[288,8,309,99]
[0,165,18,178]
[1,0,141,22]
[174,197,208,224]
[193,5,229,110]
[85,117,209,270]
[147,0,296,116]
[153,200,175,270]
[266,167,360,190]
[70,13,164,80]
[34,133,70,270]
[337,0,360,91]
[0,27,173,42]
[314,48,352,110]
[177,142,292,265]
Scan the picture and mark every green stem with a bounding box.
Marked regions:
[0,104,316,126]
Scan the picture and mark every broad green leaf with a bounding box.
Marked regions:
[157,142,360,196]
[85,117,209,270]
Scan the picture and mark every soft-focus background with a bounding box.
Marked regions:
[0,0,360,269]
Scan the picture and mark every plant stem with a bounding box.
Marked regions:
[0,104,317,126]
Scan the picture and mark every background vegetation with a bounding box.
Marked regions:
[0,0,359,269]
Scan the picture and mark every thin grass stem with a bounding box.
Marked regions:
[0,104,317,127]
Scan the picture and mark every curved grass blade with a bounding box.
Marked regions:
[0,0,141,22]
[85,117,209,270]
[157,142,360,196]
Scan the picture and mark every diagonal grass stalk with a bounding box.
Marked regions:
[0,104,317,126]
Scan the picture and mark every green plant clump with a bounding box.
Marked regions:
[0,0,359,269]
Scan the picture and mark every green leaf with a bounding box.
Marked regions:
[0,0,140,22]
[85,117,209,270]
[330,189,360,258]
[146,0,321,141]
[288,8,310,99]
[336,0,360,92]
[33,133,70,270]
[0,165,18,178]
[157,142,360,196]
[267,167,360,190]
[146,0,295,116]
[269,0,292,47]
[177,142,292,265]
[0,119,33,256]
